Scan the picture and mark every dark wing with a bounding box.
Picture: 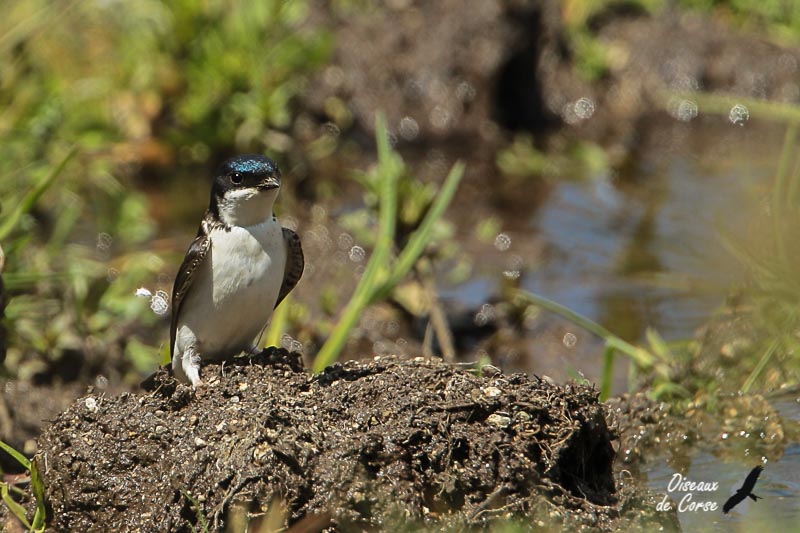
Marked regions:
[723,466,764,514]
[741,465,764,493]
[723,491,746,514]
[275,227,304,309]
[169,216,213,359]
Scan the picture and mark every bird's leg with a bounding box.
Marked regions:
[182,346,203,388]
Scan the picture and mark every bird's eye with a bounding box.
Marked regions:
[230,172,243,184]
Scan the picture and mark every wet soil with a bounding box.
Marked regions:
[607,390,797,477]
[0,381,100,472]
[25,350,676,532]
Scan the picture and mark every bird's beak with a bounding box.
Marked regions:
[258,174,281,190]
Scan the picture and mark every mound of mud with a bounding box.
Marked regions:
[34,350,675,531]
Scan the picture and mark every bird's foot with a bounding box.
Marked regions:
[182,348,203,388]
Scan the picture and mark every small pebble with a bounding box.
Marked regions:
[487,413,511,429]
[514,411,531,422]
[253,443,271,464]
[482,387,502,398]
[84,397,99,413]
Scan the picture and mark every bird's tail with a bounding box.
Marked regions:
[749,493,762,502]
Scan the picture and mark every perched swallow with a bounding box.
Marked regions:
[170,154,303,386]
[723,465,764,514]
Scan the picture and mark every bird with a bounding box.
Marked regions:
[169,154,304,386]
[722,465,764,514]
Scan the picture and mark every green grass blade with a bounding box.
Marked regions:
[514,289,656,368]
[650,381,691,400]
[313,112,399,372]
[159,343,171,367]
[718,230,777,282]
[0,440,31,470]
[1,482,33,530]
[373,113,401,250]
[773,124,797,207]
[645,327,673,363]
[181,488,209,533]
[262,294,291,349]
[565,364,592,386]
[666,91,800,124]
[742,337,780,393]
[786,148,800,205]
[600,345,615,401]
[627,355,639,391]
[371,161,465,303]
[0,1,79,56]
[771,124,796,269]
[30,458,46,531]
[0,147,78,241]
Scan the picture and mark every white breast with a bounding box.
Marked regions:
[175,218,287,359]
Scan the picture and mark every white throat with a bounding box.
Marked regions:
[217,187,278,227]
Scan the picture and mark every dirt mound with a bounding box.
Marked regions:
[32,350,675,531]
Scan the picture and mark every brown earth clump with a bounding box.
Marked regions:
[32,350,676,531]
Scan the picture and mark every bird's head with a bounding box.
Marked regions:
[211,154,282,227]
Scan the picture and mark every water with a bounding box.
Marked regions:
[529,131,763,341]
[447,118,785,389]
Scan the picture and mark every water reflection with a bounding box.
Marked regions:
[447,118,785,391]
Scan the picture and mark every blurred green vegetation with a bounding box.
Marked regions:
[679,0,800,43]
[0,439,45,532]
[560,0,659,80]
[562,0,800,80]
[712,98,800,393]
[0,0,331,382]
[515,290,690,401]
[497,134,609,181]
[313,114,465,372]
[640,93,800,396]
[0,0,470,384]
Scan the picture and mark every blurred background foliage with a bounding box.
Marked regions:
[0,0,799,399]
[0,0,331,383]
[562,0,800,80]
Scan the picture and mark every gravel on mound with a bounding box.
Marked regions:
[34,350,676,531]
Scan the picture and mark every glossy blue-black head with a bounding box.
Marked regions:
[209,154,283,222]
[220,154,278,177]
[213,154,281,196]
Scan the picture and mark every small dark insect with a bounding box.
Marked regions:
[723,465,764,514]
